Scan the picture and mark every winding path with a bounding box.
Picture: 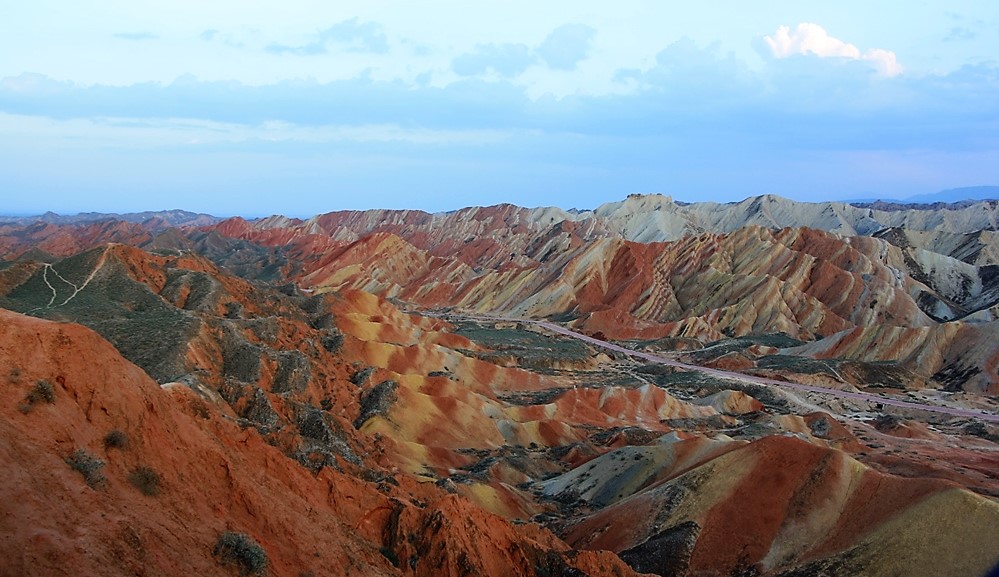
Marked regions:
[535,320,999,423]
[27,248,109,313]
[441,311,999,423]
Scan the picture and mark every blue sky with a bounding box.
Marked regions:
[2,1,998,216]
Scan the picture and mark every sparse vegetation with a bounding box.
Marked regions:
[19,379,55,413]
[319,329,344,354]
[224,301,244,319]
[103,429,129,450]
[453,321,593,367]
[350,366,375,386]
[128,466,161,496]
[8,367,21,383]
[65,449,106,488]
[214,531,268,576]
[354,380,399,429]
[28,379,55,403]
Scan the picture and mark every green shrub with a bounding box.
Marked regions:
[30,380,55,403]
[66,449,106,488]
[128,466,161,496]
[20,379,55,413]
[214,531,268,575]
[103,429,129,450]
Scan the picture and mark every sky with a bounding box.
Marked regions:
[2,1,999,216]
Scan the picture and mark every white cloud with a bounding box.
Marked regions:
[0,113,511,150]
[863,48,902,77]
[764,23,902,77]
[765,23,860,59]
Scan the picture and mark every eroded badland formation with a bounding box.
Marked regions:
[2,194,999,576]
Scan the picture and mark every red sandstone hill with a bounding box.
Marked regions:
[1,240,999,575]
[0,308,641,577]
[4,197,999,576]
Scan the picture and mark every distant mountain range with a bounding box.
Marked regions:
[0,209,220,227]
[2,187,998,225]
[846,185,999,207]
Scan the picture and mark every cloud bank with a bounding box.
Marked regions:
[451,23,596,77]
[764,23,903,77]
[452,44,535,77]
[2,18,997,213]
[266,18,389,55]
[537,24,596,70]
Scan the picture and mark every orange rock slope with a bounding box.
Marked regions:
[0,310,640,577]
[2,240,999,576]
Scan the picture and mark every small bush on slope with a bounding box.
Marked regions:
[103,429,129,450]
[19,379,55,413]
[128,466,161,496]
[65,449,105,488]
[214,531,268,576]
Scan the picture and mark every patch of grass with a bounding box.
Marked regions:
[757,355,841,377]
[65,449,106,488]
[703,333,805,350]
[103,429,129,450]
[19,379,55,413]
[127,466,161,496]
[453,321,593,367]
[214,531,268,576]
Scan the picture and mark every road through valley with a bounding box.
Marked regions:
[434,310,999,423]
[529,320,999,423]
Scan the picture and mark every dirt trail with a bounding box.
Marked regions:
[27,247,108,312]
[435,310,999,423]
[533,320,999,422]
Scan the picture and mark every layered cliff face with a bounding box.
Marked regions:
[204,194,999,248]
[208,223,998,393]
[0,220,153,261]
[6,193,999,264]
[4,196,999,576]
